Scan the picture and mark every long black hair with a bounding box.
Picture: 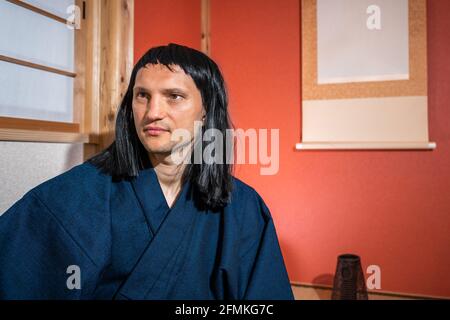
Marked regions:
[87,43,234,211]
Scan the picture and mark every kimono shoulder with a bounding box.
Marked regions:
[4,162,112,267]
[229,177,273,232]
[0,162,114,298]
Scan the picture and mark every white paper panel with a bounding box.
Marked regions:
[0,61,73,123]
[22,0,75,18]
[302,96,428,142]
[0,0,74,72]
[317,0,409,84]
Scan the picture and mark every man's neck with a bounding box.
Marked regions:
[149,152,187,208]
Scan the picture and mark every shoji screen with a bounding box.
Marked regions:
[0,0,75,123]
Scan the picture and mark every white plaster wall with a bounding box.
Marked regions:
[0,141,83,214]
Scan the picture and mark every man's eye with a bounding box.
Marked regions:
[169,94,183,100]
[136,92,149,100]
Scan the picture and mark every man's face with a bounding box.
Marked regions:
[132,63,205,155]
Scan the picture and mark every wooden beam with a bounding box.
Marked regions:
[6,0,69,25]
[0,117,79,133]
[201,0,211,55]
[0,54,76,78]
[0,128,90,143]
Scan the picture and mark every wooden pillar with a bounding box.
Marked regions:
[80,0,102,160]
[201,0,211,55]
[99,0,134,151]
[79,0,134,160]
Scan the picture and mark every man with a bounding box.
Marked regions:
[0,43,294,300]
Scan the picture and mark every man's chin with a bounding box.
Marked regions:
[146,146,173,155]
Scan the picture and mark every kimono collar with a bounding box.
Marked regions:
[130,165,192,235]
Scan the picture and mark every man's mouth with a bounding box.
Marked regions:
[144,125,169,136]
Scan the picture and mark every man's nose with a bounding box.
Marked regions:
[146,95,165,121]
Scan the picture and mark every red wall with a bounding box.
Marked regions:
[135,0,450,297]
[134,0,201,61]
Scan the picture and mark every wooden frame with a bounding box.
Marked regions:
[0,0,134,160]
[296,0,435,151]
[301,0,427,101]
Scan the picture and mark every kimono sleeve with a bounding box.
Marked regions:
[0,192,99,299]
[239,190,294,300]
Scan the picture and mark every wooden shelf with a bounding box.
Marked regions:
[0,128,94,144]
[295,141,437,150]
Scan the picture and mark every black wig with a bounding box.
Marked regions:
[87,43,234,211]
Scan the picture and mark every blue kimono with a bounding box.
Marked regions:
[0,162,294,300]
